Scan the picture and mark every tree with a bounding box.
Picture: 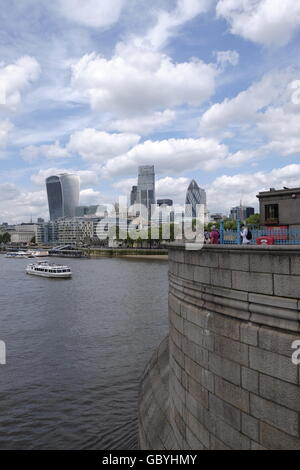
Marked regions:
[246,213,260,226]
[1,232,11,244]
[224,219,237,230]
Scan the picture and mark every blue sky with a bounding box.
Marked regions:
[1,0,300,223]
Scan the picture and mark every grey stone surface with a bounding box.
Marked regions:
[274,274,300,298]
[139,246,300,450]
[209,352,241,386]
[240,322,259,346]
[241,412,259,442]
[215,376,250,413]
[250,394,299,437]
[249,346,298,384]
[249,253,290,274]
[232,271,273,295]
[241,367,259,394]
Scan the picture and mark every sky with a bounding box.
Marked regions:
[1,0,300,223]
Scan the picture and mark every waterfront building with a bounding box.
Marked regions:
[56,218,99,246]
[185,180,208,221]
[36,221,59,245]
[46,173,80,220]
[75,205,107,217]
[230,206,255,221]
[10,224,37,244]
[257,187,300,228]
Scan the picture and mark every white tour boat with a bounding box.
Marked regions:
[26,261,72,279]
[5,251,33,259]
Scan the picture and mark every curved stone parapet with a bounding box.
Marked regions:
[139,245,300,450]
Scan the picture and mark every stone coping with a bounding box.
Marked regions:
[169,243,300,254]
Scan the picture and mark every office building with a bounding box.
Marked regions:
[46,173,80,220]
[230,206,255,221]
[157,199,173,207]
[130,186,138,206]
[136,166,156,212]
[185,180,208,220]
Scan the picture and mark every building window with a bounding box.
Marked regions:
[265,204,279,224]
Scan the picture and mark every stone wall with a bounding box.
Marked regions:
[139,245,300,450]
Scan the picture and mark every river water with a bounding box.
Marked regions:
[0,256,169,450]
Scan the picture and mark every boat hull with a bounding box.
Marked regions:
[26,270,72,279]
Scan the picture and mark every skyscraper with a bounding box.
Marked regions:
[136,165,155,212]
[130,185,138,206]
[46,173,80,220]
[185,180,207,218]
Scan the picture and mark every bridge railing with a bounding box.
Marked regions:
[219,224,300,245]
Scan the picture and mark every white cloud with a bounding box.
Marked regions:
[108,110,176,135]
[257,105,300,156]
[101,137,230,177]
[21,141,70,162]
[134,0,211,50]
[55,0,125,29]
[0,120,13,151]
[67,129,140,162]
[199,70,291,135]
[80,188,102,205]
[207,164,300,213]
[0,56,40,111]
[31,168,99,188]
[70,48,217,114]
[216,0,300,47]
[0,184,47,224]
[156,176,190,201]
[215,50,239,68]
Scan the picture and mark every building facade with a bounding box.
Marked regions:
[136,166,156,212]
[10,224,37,244]
[257,187,300,227]
[36,221,59,245]
[157,199,173,207]
[185,180,208,221]
[230,206,255,221]
[130,186,138,206]
[46,173,80,220]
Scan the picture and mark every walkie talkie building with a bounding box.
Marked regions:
[46,173,80,220]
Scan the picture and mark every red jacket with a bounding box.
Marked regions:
[210,229,220,244]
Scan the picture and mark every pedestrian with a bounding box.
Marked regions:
[210,225,220,244]
[240,224,251,244]
[204,230,210,244]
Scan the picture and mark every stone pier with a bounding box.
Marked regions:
[139,245,300,450]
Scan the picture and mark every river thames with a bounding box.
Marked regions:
[0,256,169,449]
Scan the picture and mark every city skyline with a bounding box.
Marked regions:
[1,1,300,223]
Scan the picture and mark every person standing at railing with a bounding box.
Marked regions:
[210,226,220,244]
[240,224,251,244]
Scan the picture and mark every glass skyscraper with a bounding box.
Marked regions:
[136,165,155,211]
[46,173,80,220]
[185,180,207,218]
